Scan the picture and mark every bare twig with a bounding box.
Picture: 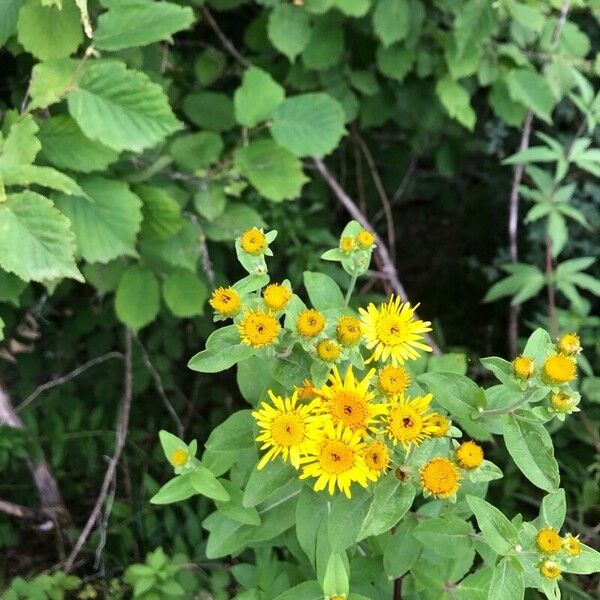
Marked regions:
[15,352,123,413]
[134,334,184,438]
[313,158,442,356]
[0,498,37,520]
[64,329,134,573]
[200,6,251,68]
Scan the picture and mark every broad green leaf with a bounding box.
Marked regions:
[413,516,474,558]
[296,488,329,567]
[1,165,85,197]
[215,480,261,526]
[502,414,560,492]
[136,185,183,241]
[267,4,311,61]
[271,93,346,157]
[505,69,555,124]
[150,474,196,504]
[55,177,142,263]
[68,60,181,152]
[327,489,371,552]
[453,566,492,599]
[0,270,27,305]
[234,67,285,127]
[17,0,82,60]
[435,76,476,131]
[140,220,200,272]
[373,0,410,47]
[0,0,24,47]
[488,557,524,600]
[182,92,235,131]
[28,59,78,110]
[489,79,527,127]
[540,489,566,530]
[204,410,254,454]
[273,582,322,600]
[38,115,119,173]
[383,517,421,578]
[562,543,600,574]
[302,17,344,70]
[94,1,194,50]
[0,115,40,169]
[194,47,226,86]
[466,495,519,555]
[234,139,308,202]
[189,465,230,501]
[162,270,208,318]
[376,44,414,82]
[170,132,223,171]
[322,553,349,597]
[115,266,160,330]
[187,344,256,374]
[303,271,344,310]
[0,191,82,282]
[243,460,295,507]
[158,430,187,461]
[333,0,370,17]
[193,184,227,222]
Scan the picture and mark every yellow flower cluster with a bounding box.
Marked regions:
[535,527,582,580]
[339,228,375,254]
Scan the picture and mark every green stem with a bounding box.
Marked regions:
[344,271,358,307]
[127,155,174,183]
[478,388,535,418]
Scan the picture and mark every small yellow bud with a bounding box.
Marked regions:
[550,392,574,413]
[170,448,189,468]
[340,236,355,253]
[316,339,341,362]
[512,355,534,380]
[539,559,561,580]
[557,333,580,356]
[356,229,375,249]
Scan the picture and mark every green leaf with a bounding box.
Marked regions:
[170,132,223,171]
[67,60,182,153]
[1,165,85,197]
[302,16,344,71]
[115,266,160,330]
[188,344,256,373]
[243,460,295,507]
[94,1,194,51]
[502,414,560,492]
[322,553,349,597]
[194,47,226,86]
[562,542,600,575]
[488,557,524,600]
[55,177,142,264]
[435,76,476,131]
[140,219,199,272]
[467,495,519,555]
[413,516,475,558]
[332,0,369,17]
[136,185,183,241]
[505,69,556,124]
[189,464,230,501]
[28,58,78,110]
[0,0,24,48]
[0,115,40,168]
[267,4,311,61]
[0,317,4,342]
[327,490,371,552]
[0,191,82,282]
[373,0,410,47]
[540,489,566,530]
[38,115,119,173]
[234,139,308,202]
[182,92,235,132]
[376,44,414,82]
[234,67,285,127]
[162,270,208,318]
[0,270,27,305]
[522,328,552,364]
[271,93,346,157]
[383,518,421,578]
[158,430,187,461]
[204,410,254,454]
[303,271,344,310]
[272,581,322,600]
[17,0,82,60]
[194,184,227,222]
[150,474,197,504]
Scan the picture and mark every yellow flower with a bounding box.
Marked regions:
[295,378,317,400]
[429,413,451,437]
[299,421,370,498]
[209,287,241,317]
[377,365,411,396]
[359,295,432,365]
[336,315,362,346]
[169,448,189,468]
[240,227,267,255]
[543,354,576,385]
[363,441,390,481]
[420,457,461,499]
[317,366,386,433]
[536,527,562,554]
[356,229,375,249]
[340,236,356,253]
[297,308,326,337]
[539,559,561,580]
[238,309,280,347]
[455,441,484,469]
[557,332,580,356]
[550,392,574,413]
[512,355,534,380]
[263,283,291,311]
[252,391,321,470]
[317,339,342,362]
[563,534,581,557]
[386,394,437,448]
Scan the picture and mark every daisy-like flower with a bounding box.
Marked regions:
[238,309,280,348]
[420,457,461,499]
[539,559,561,580]
[209,287,241,317]
[429,413,451,437]
[240,227,267,255]
[336,315,362,346]
[299,421,370,498]
[386,393,438,448]
[562,534,581,557]
[359,295,432,365]
[317,366,386,433]
[363,441,391,481]
[513,355,534,380]
[455,441,484,469]
[295,378,317,400]
[340,236,356,253]
[536,527,562,554]
[316,339,341,362]
[377,365,411,396]
[356,229,375,249]
[557,332,580,356]
[297,308,326,338]
[252,391,322,470]
[263,283,292,311]
[542,354,577,385]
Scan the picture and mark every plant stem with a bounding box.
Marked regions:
[478,388,534,418]
[344,271,358,306]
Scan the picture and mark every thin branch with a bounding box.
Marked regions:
[313,158,442,356]
[15,352,123,413]
[64,329,134,573]
[0,498,37,520]
[200,6,251,68]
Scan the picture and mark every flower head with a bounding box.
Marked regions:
[356,229,375,249]
[455,441,484,469]
[386,393,437,448]
[377,365,411,396]
[557,332,580,356]
[238,309,280,347]
[340,236,355,253]
[539,559,561,580]
[297,308,326,338]
[429,413,451,437]
[263,283,291,311]
[169,448,189,468]
[240,227,267,255]
[336,315,362,346]
[563,534,581,557]
[252,391,322,469]
[359,295,432,365]
[317,366,386,433]
[543,354,576,385]
[420,457,461,499]
[317,339,342,362]
[363,441,390,481]
[536,527,562,554]
[209,287,241,317]
[295,378,317,400]
[513,355,534,380]
[550,392,575,413]
[299,421,370,498]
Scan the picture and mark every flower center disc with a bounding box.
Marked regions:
[271,414,305,446]
[319,440,354,474]
[329,391,369,430]
[376,315,408,346]
[389,406,423,441]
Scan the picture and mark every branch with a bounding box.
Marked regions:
[200,6,251,69]
[64,329,134,573]
[0,498,37,520]
[313,158,442,356]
